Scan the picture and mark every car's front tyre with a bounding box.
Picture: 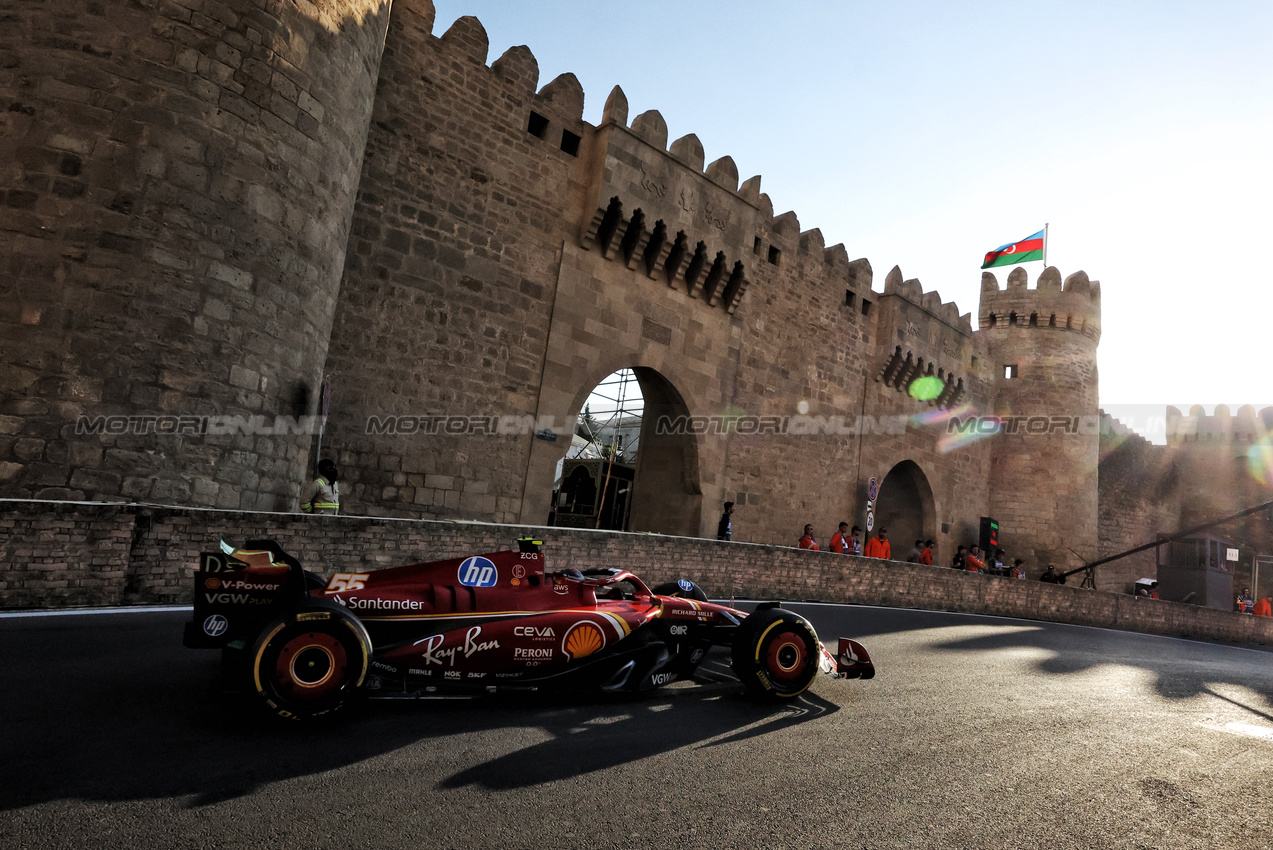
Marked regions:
[731,606,821,700]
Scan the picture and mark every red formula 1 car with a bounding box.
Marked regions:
[183,538,874,719]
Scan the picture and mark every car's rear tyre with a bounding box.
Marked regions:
[731,607,820,700]
[249,602,371,720]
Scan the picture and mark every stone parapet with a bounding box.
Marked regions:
[2,500,1270,647]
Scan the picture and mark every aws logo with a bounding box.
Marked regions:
[457,556,498,588]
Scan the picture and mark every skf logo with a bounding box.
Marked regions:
[458,557,498,588]
[202,614,228,637]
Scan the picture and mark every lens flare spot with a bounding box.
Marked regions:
[908,375,945,401]
[1247,439,1273,486]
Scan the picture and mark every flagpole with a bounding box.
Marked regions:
[1043,222,1048,266]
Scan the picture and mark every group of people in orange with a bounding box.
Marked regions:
[797,523,1026,579]
[799,524,934,565]
[1236,587,1272,616]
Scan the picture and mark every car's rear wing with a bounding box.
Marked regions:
[183,539,310,649]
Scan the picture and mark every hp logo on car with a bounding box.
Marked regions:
[203,614,229,637]
[457,556,498,588]
[677,579,694,592]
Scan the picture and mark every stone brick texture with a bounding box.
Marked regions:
[1,0,392,510]
[6,0,1271,608]
[2,501,1271,649]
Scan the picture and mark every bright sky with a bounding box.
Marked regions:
[432,1,1273,441]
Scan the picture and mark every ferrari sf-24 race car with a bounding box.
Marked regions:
[183,537,875,719]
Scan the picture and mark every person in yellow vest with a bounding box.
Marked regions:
[302,459,340,515]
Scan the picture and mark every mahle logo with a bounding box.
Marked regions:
[457,556,498,588]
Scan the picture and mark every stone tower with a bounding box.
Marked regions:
[980,266,1101,572]
[0,0,393,508]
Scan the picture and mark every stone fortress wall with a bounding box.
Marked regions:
[4,0,1272,606]
[315,1,1038,566]
[1,0,394,510]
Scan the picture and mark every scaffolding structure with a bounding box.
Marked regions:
[554,369,645,530]
[568,368,644,463]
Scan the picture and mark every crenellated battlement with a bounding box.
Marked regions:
[978,266,1101,340]
[1165,404,1273,445]
[415,4,995,330]
[882,266,974,333]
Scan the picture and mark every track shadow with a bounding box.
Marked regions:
[436,683,837,790]
[0,613,837,809]
[815,603,1273,710]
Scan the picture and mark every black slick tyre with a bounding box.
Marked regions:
[731,607,821,700]
[249,601,371,720]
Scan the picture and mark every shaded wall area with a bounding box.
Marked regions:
[1,0,392,510]
[3,501,1270,647]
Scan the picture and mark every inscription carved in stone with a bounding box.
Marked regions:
[638,163,667,198]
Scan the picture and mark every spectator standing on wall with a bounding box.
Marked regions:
[920,540,934,566]
[850,526,863,555]
[830,522,852,554]
[906,540,923,563]
[301,459,340,515]
[964,545,986,573]
[864,528,891,560]
[716,501,734,541]
[951,545,967,570]
[799,524,820,550]
[1254,595,1272,617]
[1040,564,1064,584]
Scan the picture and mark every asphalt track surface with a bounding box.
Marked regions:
[2,605,1271,850]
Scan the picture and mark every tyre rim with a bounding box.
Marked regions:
[276,632,347,697]
[766,631,807,683]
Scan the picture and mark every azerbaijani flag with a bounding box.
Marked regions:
[981,229,1044,268]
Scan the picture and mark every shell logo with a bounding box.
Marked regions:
[204,578,221,589]
[562,621,605,660]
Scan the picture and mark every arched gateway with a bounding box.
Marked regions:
[873,460,936,557]
[549,367,701,536]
